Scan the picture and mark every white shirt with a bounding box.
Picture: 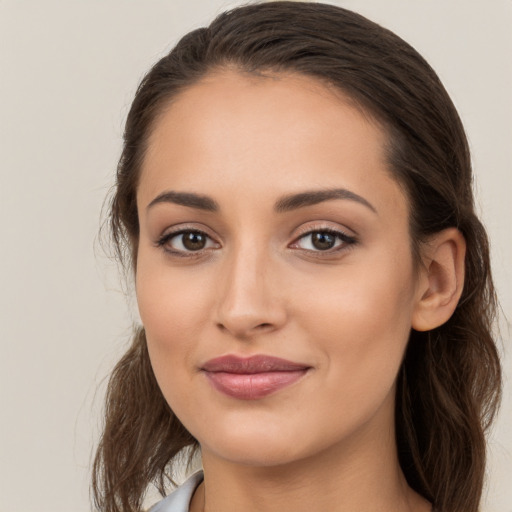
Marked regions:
[150,471,204,512]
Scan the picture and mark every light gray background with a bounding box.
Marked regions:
[0,1,510,511]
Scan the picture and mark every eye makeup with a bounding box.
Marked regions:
[154,223,358,260]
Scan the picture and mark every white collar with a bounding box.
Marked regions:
[149,470,204,512]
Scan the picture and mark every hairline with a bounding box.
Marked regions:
[130,63,424,273]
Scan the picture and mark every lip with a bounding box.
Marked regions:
[201,355,311,400]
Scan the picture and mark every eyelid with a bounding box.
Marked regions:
[292,221,356,239]
[157,223,219,241]
[155,224,221,257]
[154,222,357,258]
[288,222,358,254]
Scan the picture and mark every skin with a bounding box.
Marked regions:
[136,70,464,512]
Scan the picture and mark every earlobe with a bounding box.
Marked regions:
[412,228,466,332]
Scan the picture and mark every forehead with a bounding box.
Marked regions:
[138,69,406,221]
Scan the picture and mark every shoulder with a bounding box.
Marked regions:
[149,471,204,512]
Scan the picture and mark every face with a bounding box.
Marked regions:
[135,70,423,468]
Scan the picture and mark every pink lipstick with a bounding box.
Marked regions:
[201,355,310,400]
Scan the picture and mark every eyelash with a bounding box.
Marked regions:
[155,226,357,258]
[290,227,357,255]
[156,228,218,259]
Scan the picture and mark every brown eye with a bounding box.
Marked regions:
[311,232,336,250]
[158,229,218,254]
[182,231,207,251]
[292,228,357,253]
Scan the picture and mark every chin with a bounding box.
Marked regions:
[206,439,305,468]
[194,417,347,470]
[192,416,308,467]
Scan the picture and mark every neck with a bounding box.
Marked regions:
[190,399,430,512]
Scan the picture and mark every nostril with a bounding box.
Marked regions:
[215,321,276,338]
[216,322,272,330]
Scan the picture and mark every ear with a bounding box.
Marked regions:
[412,228,466,332]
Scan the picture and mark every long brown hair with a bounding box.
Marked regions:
[92,3,502,511]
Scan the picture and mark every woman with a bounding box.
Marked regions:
[92,2,502,512]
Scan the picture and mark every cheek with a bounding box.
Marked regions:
[300,255,416,392]
[135,256,214,397]
[136,239,218,334]
[137,271,204,340]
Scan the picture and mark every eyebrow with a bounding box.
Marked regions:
[274,188,377,214]
[147,188,377,214]
[147,191,219,212]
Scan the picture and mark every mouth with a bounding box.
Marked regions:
[201,354,311,400]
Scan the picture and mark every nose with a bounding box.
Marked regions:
[214,244,287,340]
